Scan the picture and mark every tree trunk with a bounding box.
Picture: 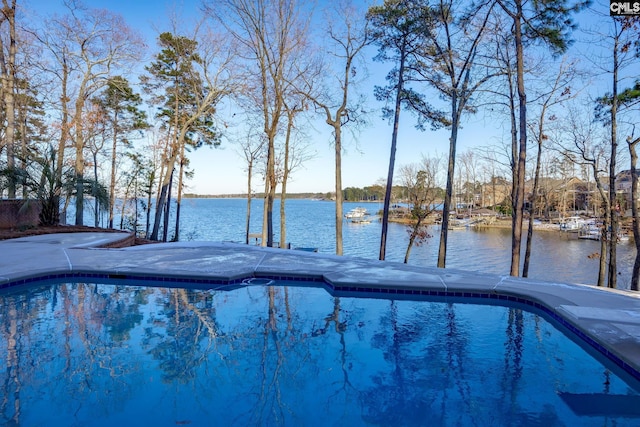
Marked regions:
[506,50,519,265]
[73,75,91,226]
[74,170,84,225]
[133,179,139,234]
[145,171,154,238]
[245,162,253,245]
[19,101,28,199]
[280,112,294,249]
[268,164,277,247]
[150,131,179,240]
[592,172,610,287]
[437,99,460,268]
[108,110,119,229]
[155,153,167,210]
[279,188,287,248]
[93,151,99,227]
[629,139,639,291]
[173,145,185,242]
[57,62,70,221]
[150,163,173,241]
[523,108,546,277]
[510,1,527,277]
[598,233,607,287]
[119,192,129,230]
[335,125,344,255]
[162,169,173,242]
[262,131,276,248]
[379,42,406,261]
[150,182,166,241]
[0,0,17,198]
[607,38,619,289]
[404,217,424,264]
[261,176,269,247]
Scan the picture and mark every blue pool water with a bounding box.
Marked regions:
[1,281,639,426]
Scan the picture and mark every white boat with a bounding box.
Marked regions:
[345,207,368,219]
[578,221,601,240]
[349,217,371,224]
[559,216,585,232]
[448,218,470,230]
[578,220,630,242]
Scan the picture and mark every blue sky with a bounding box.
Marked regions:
[22,0,631,195]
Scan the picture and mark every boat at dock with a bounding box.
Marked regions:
[578,221,601,240]
[559,216,585,232]
[345,207,368,219]
[578,220,630,242]
[448,218,470,230]
[349,217,372,224]
[345,207,367,218]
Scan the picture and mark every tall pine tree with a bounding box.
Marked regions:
[494,0,588,276]
[94,76,148,229]
[142,32,224,241]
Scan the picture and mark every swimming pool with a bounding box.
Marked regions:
[1,280,639,426]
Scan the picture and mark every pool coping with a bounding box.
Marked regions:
[2,231,640,383]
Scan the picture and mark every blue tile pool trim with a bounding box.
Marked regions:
[1,271,639,384]
[0,272,248,288]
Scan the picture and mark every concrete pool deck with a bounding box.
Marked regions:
[1,231,639,382]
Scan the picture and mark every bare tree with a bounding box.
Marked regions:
[0,3,49,202]
[58,2,143,225]
[560,103,610,287]
[522,57,580,277]
[299,0,370,255]
[627,129,640,291]
[494,0,586,276]
[236,127,265,244]
[592,14,639,288]
[37,3,144,225]
[278,99,315,248]
[413,0,498,269]
[29,16,75,217]
[480,14,519,220]
[604,19,622,289]
[458,150,481,211]
[618,20,640,291]
[83,102,107,227]
[608,17,640,290]
[399,156,441,263]
[475,144,513,210]
[205,0,310,247]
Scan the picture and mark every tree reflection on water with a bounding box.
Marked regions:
[1,282,638,426]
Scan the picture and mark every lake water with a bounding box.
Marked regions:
[152,198,635,290]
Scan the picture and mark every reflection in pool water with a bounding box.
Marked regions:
[1,281,639,426]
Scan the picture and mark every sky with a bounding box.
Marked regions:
[22,0,631,195]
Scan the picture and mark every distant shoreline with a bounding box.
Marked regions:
[387,216,561,232]
[184,193,336,200]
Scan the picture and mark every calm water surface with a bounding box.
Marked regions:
[173,198,636,289]
[2,282,639,426]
